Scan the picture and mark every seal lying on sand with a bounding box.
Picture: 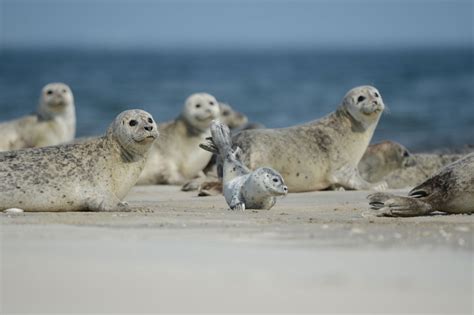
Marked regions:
[0,109,158,212]
[368,153,474,216]
[200,121,287,210]
[359,140,416,183]
[232,85,387,192]
[137,93,220,185]
[0,83,76,151]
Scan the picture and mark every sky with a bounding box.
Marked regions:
[0,0,472,50]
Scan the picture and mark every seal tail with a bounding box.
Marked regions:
[199,120,232,156]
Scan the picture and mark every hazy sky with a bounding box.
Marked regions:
[1,0,472,50]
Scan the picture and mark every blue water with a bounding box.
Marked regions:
[0,48,472,151]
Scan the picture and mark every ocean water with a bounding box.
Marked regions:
[0,48,472,151]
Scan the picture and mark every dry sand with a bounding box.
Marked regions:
[1,186,473,313]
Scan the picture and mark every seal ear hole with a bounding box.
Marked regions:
[129,120,138,127]
[148,118,153,124]
[46,90,53,95]
[357,96,366,103]
[195,104,201,108]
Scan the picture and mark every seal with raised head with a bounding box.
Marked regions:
[137,92,220,185]
[201,121,288,210]
[232,85,387,192]
[0,109,158,212]
[0,82,76,151]
[368,153,474,216]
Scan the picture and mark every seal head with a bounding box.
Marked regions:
[38,82,75,120]
[342,85,384,130]
[182,93,220,133]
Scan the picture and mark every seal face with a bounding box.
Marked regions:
[232,85,387,192]
[0,109,158,212]
[368,153,474,216]
[137,93,220,185]
[200,120,288,210]
[0,82,76,151]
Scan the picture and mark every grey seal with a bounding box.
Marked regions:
[0,82,76,151]
[200,121,288,210]
[368,153,474,216]
[0,109,158,212]
[232,85,387,192]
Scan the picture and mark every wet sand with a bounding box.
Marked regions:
[1,186,473,313]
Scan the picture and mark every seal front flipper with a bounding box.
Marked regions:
[85,193,131,212]
[374,196,433,217]
[331,164,387,191]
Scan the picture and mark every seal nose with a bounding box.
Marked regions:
[144,125,153,131]
[283,186,288,193]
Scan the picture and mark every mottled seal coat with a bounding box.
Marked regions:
[201,121,287,210]
[359,140,416,183]
[368,153,474,216]
[137,93,220,185]
[232,86,387,192]
[0,83,76,151]
[0,109,158,212]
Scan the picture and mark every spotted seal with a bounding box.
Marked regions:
[0,83,76,151]
[0,109,158,212]
[368,153,474,216]
[137,93,220,185]
[232,85,388,192]
[200,120,288,210]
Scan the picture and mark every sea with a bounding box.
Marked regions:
[0,47,472,152]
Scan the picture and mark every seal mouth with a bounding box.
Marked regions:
[195,114,217,122]
[134,134,158,143]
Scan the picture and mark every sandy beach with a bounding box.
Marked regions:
[1,185,473,313]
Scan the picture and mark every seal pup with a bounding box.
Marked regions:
[0,109,158,212]
[368,153,474,216]
[0,83,76,151]
[137,93,220,185]
[219,102,248,129]
[200,121,288,210]
[359,140,416,183]
[232,85,388,192]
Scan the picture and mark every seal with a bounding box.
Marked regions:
[359,140,416,183]
[218,102,248,129]
[0,82,76,151]
[368,153,474,216]
[137,93,220,185]
[0,109,158,212]
[200,121,288,210]
[232,85,387,192]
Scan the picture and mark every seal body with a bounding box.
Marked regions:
[233,86,387,192]
[0,83,76,151]
[200,121,287,210]
[0,109,158,212]
[138,93,220,185]
[368,153,474,216]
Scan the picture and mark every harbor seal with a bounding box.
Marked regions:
[0,82,76,151]
[218,102,248,129]
[0,109,158,212]
[232,85,387,192]
[368,153,474,216]
[200,121,287,210]
[137,93,220,185]
[359,140,416,183]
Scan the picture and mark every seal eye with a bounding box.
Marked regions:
[374,92,379,97]
[402,150,410,157]
[272,178,279,183]
[62,89,67,93]
[357,96,366,103]
[209,101,215,105]
[129,120,138,127]
[222,110,229,116]
[195,104,201,108]
[46,90,53,95]
[148,118,153,124]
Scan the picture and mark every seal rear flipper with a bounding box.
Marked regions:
[375,196,433,217]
